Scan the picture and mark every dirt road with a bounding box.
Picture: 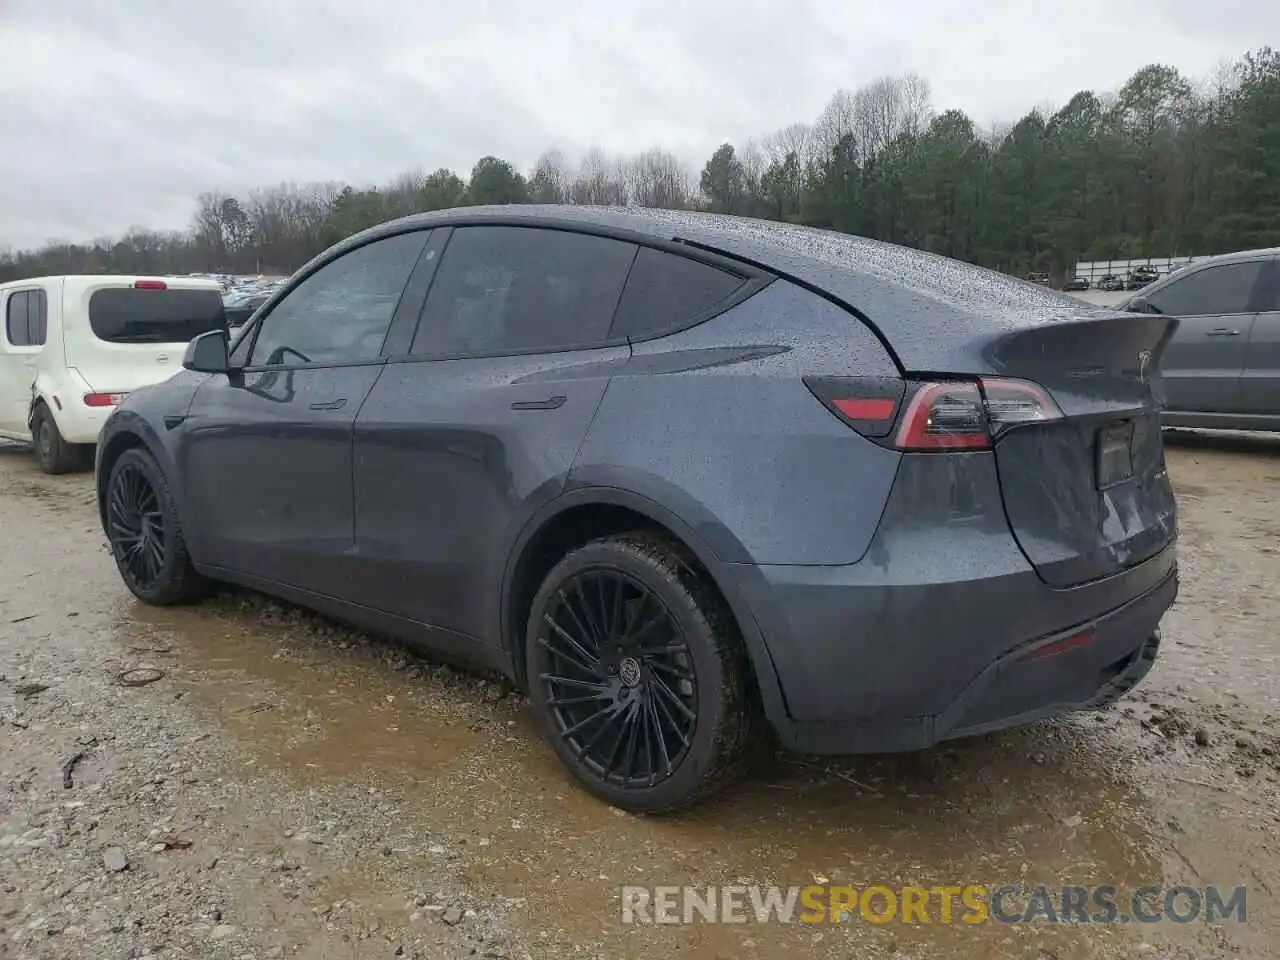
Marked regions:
[2,434,1278,959]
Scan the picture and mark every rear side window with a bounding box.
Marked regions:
[4,290,47,347]
[89,288,227,344]
[412,227,636,357]
[1146,260,1266,316]
[609,247,746,340]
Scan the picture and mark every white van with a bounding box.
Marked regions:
[0,275,227,473]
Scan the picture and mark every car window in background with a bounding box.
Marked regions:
[4,290,47,347]
[249,231,428,366]
[609,247,746,340]
[411,227,636,357]
[89,288,224,344]
[1146,260,1266,316]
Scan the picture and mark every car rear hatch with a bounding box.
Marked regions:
[65,279,227,396]
[980,313,1178,587]
[752,237,1180,589]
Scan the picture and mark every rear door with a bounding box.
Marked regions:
[70,281,227,393]
[181,230,430,596]
[0,287,47,438]
[349,225,636,640]
[1239,258,1280,416]
[1146,258,1270,414]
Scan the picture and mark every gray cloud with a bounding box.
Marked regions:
[0,0,1273,248]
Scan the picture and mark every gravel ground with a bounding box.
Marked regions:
[1,432,1278,959]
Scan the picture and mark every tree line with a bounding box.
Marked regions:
[2,48,1277,285]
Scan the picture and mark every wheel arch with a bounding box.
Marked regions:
[500,486,788,723]
[95,414,178,533]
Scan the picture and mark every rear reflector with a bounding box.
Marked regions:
[806,375,1062,451]
[1019,631,1095,662]
[133,279,168,290]
[84,392,128,407]
[833,397,897,420]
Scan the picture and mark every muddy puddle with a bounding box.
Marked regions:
[116,596,1198,958]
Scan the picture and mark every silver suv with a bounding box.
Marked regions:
[1122,248,1280,430]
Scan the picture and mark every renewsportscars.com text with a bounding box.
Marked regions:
[620,884,1247,925]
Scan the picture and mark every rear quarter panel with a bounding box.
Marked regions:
[570,280,902,566]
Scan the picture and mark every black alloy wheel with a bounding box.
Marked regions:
[105,448,204,605]
[526,534,758,813]
[538,568,698,787]
[108,458,167,591]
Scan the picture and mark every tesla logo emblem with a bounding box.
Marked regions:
[1137,351,1152,383]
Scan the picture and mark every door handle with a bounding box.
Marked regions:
[308,398,347,410]
[510,396,567,411]
[1206,328,1241,337]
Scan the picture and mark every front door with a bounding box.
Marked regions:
[1146,258,1271,414]
[180,229,431,596]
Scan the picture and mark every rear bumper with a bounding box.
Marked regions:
[741,559,1175,755]
[732,557,1175,755]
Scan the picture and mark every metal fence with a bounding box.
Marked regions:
[1071,256,1208,284]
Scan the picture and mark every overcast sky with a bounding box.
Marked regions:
[0,0,1273,249]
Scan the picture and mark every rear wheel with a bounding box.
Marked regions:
[31,404,90,474]
[525,533,758,813]
[106,447,204,605]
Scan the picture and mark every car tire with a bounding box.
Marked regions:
[525,532,760,813]
[105,446,205,606]
[31,404,90,475]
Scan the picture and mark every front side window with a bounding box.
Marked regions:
[4,290,46,347]
[249,231,428,367]
[90,288,223,344]
[1146,261,1266,316]
[411,227,636,357]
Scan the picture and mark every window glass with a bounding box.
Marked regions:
[250,231,427,366]
[26,289,47,345]
[1146,261,1265,316]
[90,288,225,344]
[609,247,745,340]
[411,227,636,356]
[5,291,31,346]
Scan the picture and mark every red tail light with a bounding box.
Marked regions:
[84,392,127,407]
[803,377,905,438]
[133,279,167,290]
[806,375,1062,451]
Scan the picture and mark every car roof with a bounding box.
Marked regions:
[0,275,223,292]
[332,205,1119,370]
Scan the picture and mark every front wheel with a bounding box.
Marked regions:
[105,447,205,605]
[525,533,759,813]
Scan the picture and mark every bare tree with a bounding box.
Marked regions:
[529,150,570,203]
[624,148,694,209]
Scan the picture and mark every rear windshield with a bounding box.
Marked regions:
[89,288,227,344]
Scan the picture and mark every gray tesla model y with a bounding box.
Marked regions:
[96,206,1179,812]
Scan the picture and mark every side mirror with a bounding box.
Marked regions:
[1126,296,1157,314]
[183,329,232,373]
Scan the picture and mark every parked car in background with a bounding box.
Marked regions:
[1099,274,1125,291]
[96,207,1178,812]
[0,275,226,473]
[1125,267,1160,290]
[1025,271,1050,285]
[1064,276,1090,292]
[223,291,272,328]
[1120,247,1280,430]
